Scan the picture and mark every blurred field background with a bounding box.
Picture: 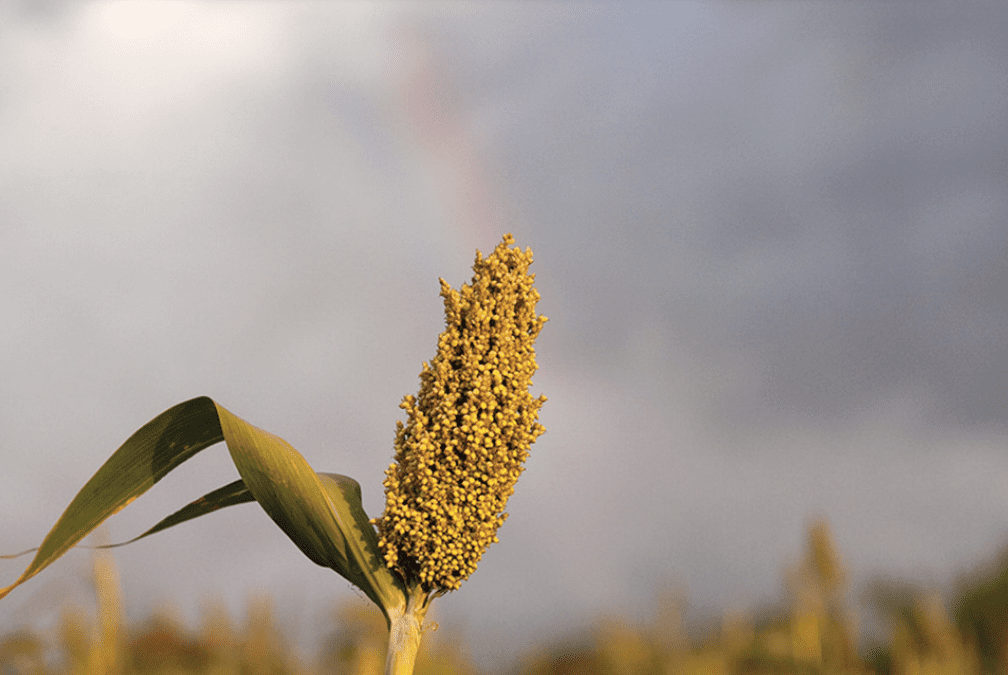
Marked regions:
[7,519,1008,675]
[2,4,1006,675]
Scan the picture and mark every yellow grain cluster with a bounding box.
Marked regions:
[373,234,547,592]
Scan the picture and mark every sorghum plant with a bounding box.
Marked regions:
[0,234,546,675]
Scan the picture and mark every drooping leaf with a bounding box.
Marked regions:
[215,403,404,616]
[0,397,223,600]
[97,475,381,579]
[0,397,406,624]
[0,549,38,561]
[98,479,254,549]
[90,469,402,624]
[1,479,254,559]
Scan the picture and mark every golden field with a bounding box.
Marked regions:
[4,520,1008,675]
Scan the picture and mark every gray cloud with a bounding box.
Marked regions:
[1,3,1006,668]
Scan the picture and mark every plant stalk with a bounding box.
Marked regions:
[384,586,430,675]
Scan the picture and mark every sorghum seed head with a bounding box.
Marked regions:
[372,234,546,592]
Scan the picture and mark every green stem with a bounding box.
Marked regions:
[384,586,431,675]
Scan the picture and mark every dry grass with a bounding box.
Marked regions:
[2,520,1003,675]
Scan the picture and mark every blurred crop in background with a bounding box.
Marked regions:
[2,2,1006,673]
[6,519,1008,675]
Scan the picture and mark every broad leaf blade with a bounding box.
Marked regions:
[1,397,406,623]
[0,397,224,600]
[214,403,405,619]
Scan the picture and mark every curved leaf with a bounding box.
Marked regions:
[98,479,254,549]
[1,397,223,600]
[91,470,402,626]
[1,397,406,624]
[214,403,405,617]
[5,480,255,558]
[96,474,368,556]
[0,549,38,561]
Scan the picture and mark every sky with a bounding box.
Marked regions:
[1,1,1006,668]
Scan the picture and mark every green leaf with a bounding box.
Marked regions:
[1,397,222,600]
[98,478,255,549]
[0,397,406,624]
[215,403,405,617]
[2,479,254,559]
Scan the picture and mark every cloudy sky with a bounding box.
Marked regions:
[1,1,1006,666]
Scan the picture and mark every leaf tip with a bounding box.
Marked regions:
[0,582,17,601]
